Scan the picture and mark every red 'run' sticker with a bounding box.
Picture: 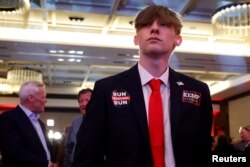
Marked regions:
[111,90,131,107]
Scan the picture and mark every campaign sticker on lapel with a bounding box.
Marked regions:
[111,90,131,107]
[182,90,201,106]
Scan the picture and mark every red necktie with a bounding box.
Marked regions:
[148,79,164,167]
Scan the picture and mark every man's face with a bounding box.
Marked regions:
[78,92,92,115]
[134,19,181,59]
[30,86,47,113]
[240,129,250,141]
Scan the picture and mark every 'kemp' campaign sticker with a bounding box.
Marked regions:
[112,90,131,107]
[182,90,201,106]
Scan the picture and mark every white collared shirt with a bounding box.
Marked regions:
[19,104,51,161]
[138,63,175,167]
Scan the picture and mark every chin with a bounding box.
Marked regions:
[35,110,44,114]
[146,52,164,59]
[144,48,166,56]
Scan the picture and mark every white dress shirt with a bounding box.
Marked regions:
[138,63,175,167]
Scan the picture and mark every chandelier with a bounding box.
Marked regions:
[0,0,30,15]
[0,68,43,94]
[0,77,12,94]
[211,2,250,40]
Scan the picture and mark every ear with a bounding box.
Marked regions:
[175,36,182,46]
[134,35,139,45]
[28,94,35,101]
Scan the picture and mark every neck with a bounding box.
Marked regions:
[139,56,168,77]
[81,110,86,115]
[21,103,32,111]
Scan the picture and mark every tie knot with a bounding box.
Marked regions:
[149,79,161,91]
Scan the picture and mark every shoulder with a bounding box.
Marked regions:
[0,107,19,120]
[0,107,22,131]
[72,116,83,122]
[71,116,83,125]
[95,65,137,85]
[170,67,208,87]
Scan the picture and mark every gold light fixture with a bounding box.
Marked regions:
[212,2,250,41]
[0,0,30,15]
[0,77,12,94]
[5,68,43,93]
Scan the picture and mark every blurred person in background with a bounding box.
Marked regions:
[64,88,92,167]
[212,134,237,156]
[233,126,250,167]
[234,126,250,151]
[0,81,56,167]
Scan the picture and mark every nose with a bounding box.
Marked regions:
[83,100,88,105]
[150,21,159,34]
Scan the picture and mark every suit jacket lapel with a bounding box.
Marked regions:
[123,65,150,147]
[169,68,183,144]
[16,106,47,150]
[122,66,183,148]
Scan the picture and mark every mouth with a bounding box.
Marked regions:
[147,37,161,42]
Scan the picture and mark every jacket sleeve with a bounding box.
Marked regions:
[200,83,213,165]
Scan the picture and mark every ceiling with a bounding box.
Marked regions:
[0,0,250,101]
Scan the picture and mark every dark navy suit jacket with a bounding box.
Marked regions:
[73,64,213,167]
[0,105,53,167]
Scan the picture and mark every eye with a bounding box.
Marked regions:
[141,23,151,27]
[160,22,171,27]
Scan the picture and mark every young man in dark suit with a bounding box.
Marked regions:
[0,81,57,167]
[73,5,213,167]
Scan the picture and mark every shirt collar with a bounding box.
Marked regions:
[138,63,169,87]
[19,104,40,121]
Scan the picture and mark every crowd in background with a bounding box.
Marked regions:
[211,126,250,166]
